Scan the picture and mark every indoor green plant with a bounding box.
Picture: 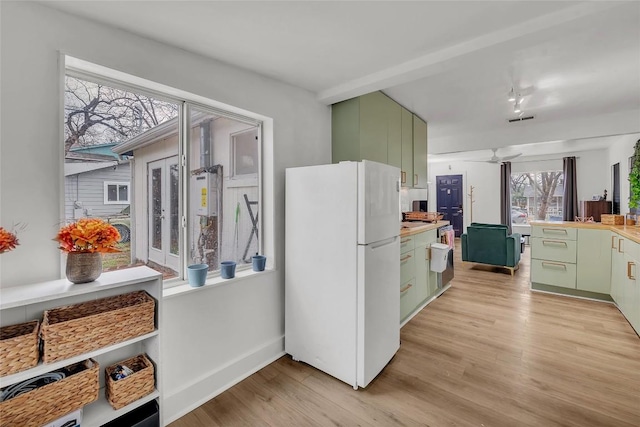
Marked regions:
[629,139,640,214]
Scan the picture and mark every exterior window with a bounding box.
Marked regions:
[231,128,258,178]
[510,171,564,224]
[64,71,262,284]
[104,182,130,204]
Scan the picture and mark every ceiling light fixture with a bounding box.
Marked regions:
[514,102,522,114]
[507,88,516,102]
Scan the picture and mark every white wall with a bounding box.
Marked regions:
[0,1,330,423]
[428,146,616,230]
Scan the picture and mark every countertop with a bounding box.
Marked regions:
[400,221,450,237]
[530,220,640,243]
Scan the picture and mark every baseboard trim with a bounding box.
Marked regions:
[163,336,285,425]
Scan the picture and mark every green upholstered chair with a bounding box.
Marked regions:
[461,223,521,275]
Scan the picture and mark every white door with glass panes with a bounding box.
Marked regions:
[148,157,180,273]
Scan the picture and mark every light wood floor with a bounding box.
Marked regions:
[169,243,640,427]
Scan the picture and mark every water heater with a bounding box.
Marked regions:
[191,172,217,216]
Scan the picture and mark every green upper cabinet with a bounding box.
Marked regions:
[401,107,413,187]
[332,92,388,165]
[413,115,428,189]
[332,91,427,188]
[386,98,402,169]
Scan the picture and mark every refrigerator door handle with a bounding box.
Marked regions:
[369,236,398,250]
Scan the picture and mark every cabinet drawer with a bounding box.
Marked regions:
[531,259,577,289]
[400,279,416,321]
[531,237,577,263]
[621,236,640,261]
[400,250,415,284]
[532,226,577,241]
[400,236,415,253]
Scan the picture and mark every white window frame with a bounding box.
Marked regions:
[104,181,130,204]
[65,55,271,289]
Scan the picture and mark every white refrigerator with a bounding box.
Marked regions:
[285,160,401,389]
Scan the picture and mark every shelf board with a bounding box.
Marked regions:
[83,387,159,427]
[0,330,158,387]
[0,266,161,310]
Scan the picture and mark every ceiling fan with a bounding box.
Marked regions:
[477,148,522,163]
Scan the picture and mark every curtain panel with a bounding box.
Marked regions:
[500,161,512,235]
[563,156,578,221]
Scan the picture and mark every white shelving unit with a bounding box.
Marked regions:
[0,266,163,427]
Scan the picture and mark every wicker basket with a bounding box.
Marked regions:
[105,353,155,410]
[601,214,624,225]
[41,291,155,363]
[0,320,39,377]
[0,358,98,427]
[404,211,444,222]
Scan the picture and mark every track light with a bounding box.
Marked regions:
[507,88,516,102]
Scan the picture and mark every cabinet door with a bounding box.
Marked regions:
[331,97,361,163]
[400,279,416,322]
[611,234,624,305]
[400,107,413,187]
[360,92,389,164]
[622,252,636,322]
[386,97,401,169]
[413,115,428,189]
[576,229,612,293]
[415,244,429,304]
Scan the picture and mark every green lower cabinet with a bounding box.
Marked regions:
[400,249,415,285]
[415,244,429,304]
[610,234,625,305]
[576,229,611,293]
[400,278,416,321]
[531,258,577,289]
[428,264,438,296]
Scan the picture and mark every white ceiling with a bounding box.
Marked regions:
[40,0,640,156]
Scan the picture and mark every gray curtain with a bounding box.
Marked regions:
[500,161,512,234]
[563,156,578,221]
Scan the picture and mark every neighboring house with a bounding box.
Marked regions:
[64,144,131,239]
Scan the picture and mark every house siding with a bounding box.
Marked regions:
[64,164,131,220]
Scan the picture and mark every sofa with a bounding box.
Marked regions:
[461,223,521,275]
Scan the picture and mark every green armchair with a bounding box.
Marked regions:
[461,223,521,275]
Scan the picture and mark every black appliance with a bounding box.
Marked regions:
[412,200,428,212]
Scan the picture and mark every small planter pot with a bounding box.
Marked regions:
[66,252,102,284]
[187,264,209,287]
[252,255,266,272]
[220,261,236,279]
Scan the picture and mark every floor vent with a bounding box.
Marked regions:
[508,115,535,123]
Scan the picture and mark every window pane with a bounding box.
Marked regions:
[107,185,118,202]
[151,168,162,250]
[118,185,128,202]
[170,163,179,256]
[511,170,563,223]
[233,129,258,176]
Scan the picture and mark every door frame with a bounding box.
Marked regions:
[148,156,180,273]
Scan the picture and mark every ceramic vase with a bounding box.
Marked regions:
[66,252,102,284]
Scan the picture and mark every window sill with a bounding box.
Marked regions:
[162,268,273,299]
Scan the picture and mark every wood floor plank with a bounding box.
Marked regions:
[169,243,640,427]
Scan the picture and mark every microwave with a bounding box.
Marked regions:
[412,200,428,212]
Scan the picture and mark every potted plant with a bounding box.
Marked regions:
[629,139,640,217]
[55,218,120,283]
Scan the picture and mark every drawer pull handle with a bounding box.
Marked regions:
[414,174,418,186]
[400,254,412,263]
[400,284,413,294]
[618,238,624,253]
[542,228,568,234]
[401,171,406,184]
[542,261,567,270]
[542,240,568,247]
[401,239,411,244]
[611,235,616,249]
[628,261,636,280]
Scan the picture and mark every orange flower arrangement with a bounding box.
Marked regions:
[0,227,20,254]
[55,218,121,253]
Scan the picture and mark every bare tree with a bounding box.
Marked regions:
[64,76,178,154]
[525,171,563,219]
